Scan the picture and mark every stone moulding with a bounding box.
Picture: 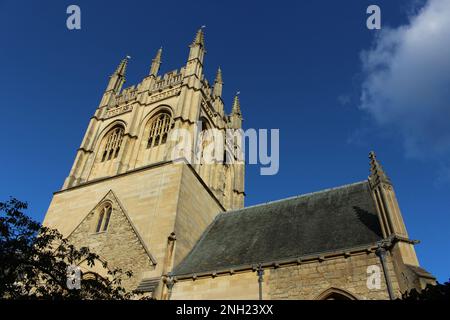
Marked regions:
[147,87,181,104]
[54,158,226,212]
[172,242,383,282]
[104,104,133,119]
[172,234,421,282]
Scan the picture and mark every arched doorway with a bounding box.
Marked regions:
[315,287,358,300]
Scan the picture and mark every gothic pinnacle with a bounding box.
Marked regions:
[215,67,223,84]
[231,93,241,115]
[114,56,129,77]
[369,151,391,185]
[191,27,205,47]
[150,47,162,76]
[154,47,162,62]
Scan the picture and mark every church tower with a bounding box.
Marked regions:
[62,28,244,209]
[43,29,245,296]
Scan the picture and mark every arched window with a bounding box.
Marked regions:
[101,126,124,162]
[201,118,209,132]
[95,203,112,232]
[147,112,171,149]
[198,117,215,162]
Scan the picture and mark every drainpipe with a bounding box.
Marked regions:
[165,272,175,300]
[376,245,395,300]
[257,264,264,300]
[160,232,176,300]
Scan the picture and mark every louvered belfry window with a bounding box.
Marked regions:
[147,113,171,149]
[101,126,124,162]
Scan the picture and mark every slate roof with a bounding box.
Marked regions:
[136,278,160,293]
[173,180,383,276]
[406,265,436,280]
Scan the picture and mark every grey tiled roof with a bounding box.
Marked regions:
[406,265,436,280]
[136,278,159,292]
[173,180,383,276]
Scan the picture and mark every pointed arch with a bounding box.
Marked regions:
[146,112,172,149]
[77,257,111,281]
[94,201,113,233]
[222,162,235,209]
[134,106,174,167]
[198,116,215,162]
[315,287,358,300]
[139,105,173,128]
[199,116,212,131]
[99,125,125,162]
[86,121,127,180]
[94,119,127,154]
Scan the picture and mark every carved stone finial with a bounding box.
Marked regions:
[149,47,162,76]
[114,57,129,76]
[231,94,241,115]
[215,67,223,84]
[154,47,162,62]
[191,28,205,47]
[369,151,391,186]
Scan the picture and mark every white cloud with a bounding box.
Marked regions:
[360,0,450,159]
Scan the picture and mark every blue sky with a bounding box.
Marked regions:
[0,0,449,282]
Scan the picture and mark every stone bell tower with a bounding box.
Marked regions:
[43,28,245,295]
[62,28,244,209]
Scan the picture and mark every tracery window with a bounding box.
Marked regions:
[146,112,171,149]
[95,203,112,232]
[101,126,124,162]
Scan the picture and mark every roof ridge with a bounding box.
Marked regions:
[221,180,368,216]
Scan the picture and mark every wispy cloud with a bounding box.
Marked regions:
[359,0,450,163]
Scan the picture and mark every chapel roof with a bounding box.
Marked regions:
[173,180,383,276]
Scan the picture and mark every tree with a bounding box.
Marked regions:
[0,197,136,299]
[402,281,450,300]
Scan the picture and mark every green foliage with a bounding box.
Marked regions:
[402,281,450,300]
[0,197,137,299]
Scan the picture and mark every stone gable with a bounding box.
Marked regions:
[68,190,156,291]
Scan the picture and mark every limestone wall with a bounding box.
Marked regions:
[43,161,224,291]
[171,271,266,300]
[173,165,224,267]
[68,192,155,290]
[171,252,401,300]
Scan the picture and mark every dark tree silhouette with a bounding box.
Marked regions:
[402,281,450,300]
[0,198,137,299]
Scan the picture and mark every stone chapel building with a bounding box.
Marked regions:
[43,29,435,300]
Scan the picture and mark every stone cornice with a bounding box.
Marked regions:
[104,103,133,119]
[55,158,226,211]
[169,236,420,282]
[172,242,383,281]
